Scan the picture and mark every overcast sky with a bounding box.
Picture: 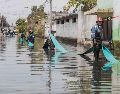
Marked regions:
[0,0,69,25]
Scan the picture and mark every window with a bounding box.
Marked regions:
[61,20,64,24]
[66,19,69,22]
[72,18,76,23]
[56,20,60,24]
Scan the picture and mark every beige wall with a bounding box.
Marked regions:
[77,11,97,44]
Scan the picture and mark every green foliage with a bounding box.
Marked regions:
[27,5,45,24]
[27,5,45,37]
[16,5,45,37]
[31,6,37,13]
[1,15,9,27]
[65,0,97,11]
[16,18,27,33]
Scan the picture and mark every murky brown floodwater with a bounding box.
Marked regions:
[0,35,120,94]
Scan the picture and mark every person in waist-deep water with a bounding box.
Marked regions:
[43,37,55,50]
[43,38,50,49]
[27,30,35,44]
[20,31,25,45]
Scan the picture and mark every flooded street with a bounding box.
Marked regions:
[0,35,119,94]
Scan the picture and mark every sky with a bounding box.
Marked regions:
[0,0,69,25]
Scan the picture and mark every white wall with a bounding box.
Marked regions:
[52,21,56,32]
[45,23,49,37]
[56,18,78,39]
[77,11,97,43]
[55,11,96,43]
[45,21,56,37]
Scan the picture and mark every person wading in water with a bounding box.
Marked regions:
[20,31,25,45]
[27,30,35,48]
[43,37,50,49]
[91,20,103,62]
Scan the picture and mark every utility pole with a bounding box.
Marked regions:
[49,0,55,49]
[1,15,4,29]
[49,0,52,33]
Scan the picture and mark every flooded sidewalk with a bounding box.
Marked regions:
[0,36,119,94]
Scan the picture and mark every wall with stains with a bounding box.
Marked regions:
[77,10,97,44]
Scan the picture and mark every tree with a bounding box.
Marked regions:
[27,5,46,37]
[0,15,9,27]
[16,18,27,33]
[64,0,97,11]
[31,6,37,13]
[27,5,45,25]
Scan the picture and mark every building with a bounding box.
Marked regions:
[84,0,113,42]
[77,9,97,45]
[45,11,68,37]
[54,8,96,46]
[52,0,115,46]
[55,13,78,45]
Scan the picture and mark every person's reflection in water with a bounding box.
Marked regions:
[79,54,102,92]
[44,49,55,60]
[43,48,55,93]
[44,48,62,93]
[92,61,102,88]
[51,51,62,64]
